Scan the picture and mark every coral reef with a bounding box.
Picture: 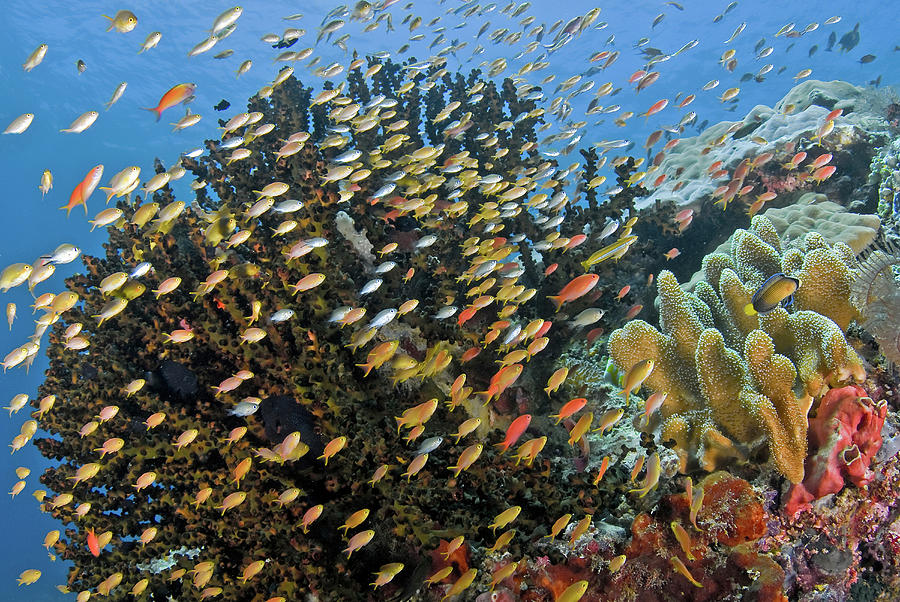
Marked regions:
[25,57,670,601]
[684,195,881,291]
[763,196,880,255]
[642,80,895,214]
[609,215,865,483]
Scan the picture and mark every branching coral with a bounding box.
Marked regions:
[26,57,663,601]
[608,216,865,483]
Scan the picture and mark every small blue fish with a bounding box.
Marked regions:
[415,436,443,455]
[228,400,260,417]
[269,309,295,323]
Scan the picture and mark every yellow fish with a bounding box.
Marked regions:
[102,10,138,33]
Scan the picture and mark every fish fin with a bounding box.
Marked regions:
[743,303,756,316]
[546,295,562,312]
[141,107,162,122]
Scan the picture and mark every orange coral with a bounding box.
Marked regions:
[429,538,470,582]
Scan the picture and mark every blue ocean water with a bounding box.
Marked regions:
[0,0,895,599]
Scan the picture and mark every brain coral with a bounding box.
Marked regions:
[608,216,865,483]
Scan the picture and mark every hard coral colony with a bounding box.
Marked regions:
[2,2,900,602]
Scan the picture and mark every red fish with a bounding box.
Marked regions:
[663,138,681,152]
[547,274,599,312]
[636,71,659,91]
[565,234,587,251]
[783,151,807,170]
[677,94,695,108]
[457,306,478,326]
[479,363,523,403]
[550,398,587,424]
[811,165,837,183]
[592,456,610,485]
[495,415,531,452]
[674,209,693,222]
[808,153,833,171]
[87,527,100,557]
[60,164,104,216]
[586,327,604,343]
[460,347,481,363]
[143,83,197,122]
[628,70,646,84]
[535,320,553,339]
[640,98,668,119]
[543,263,558,276]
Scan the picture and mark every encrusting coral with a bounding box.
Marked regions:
[608,215,865,483]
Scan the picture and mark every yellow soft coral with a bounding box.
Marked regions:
[609,216,864,483]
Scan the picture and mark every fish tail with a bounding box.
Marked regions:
[141,107,162,122]
[547,295,562,312]
[98,187,116,203]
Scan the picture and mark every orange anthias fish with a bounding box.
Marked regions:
[61,165,104,216]
[143,83,197,122]
[87,527,100,557]
[479,363,523,403]
[495,414,531,453]
[547,274,600,312]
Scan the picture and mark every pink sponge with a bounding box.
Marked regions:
[784,385,887,517]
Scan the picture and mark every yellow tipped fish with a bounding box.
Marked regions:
[102,10,138,33]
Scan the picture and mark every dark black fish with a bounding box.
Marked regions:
[272,37,298,49]
[740,72,753,82]
[641,47,663,57]
[76,59,86,74]
[838,22,860,53]
[869,75,882,87]
[808,45,818,57]
[146,360,199,402]
[859,54,876,64]
[754,37,766,52]
[777,66,786,74]
[697,119,708,131]
[258,395,325,460]
[826,31,836,51]
[214,99,231,111]
[744,273,800,315]
[785,42,794,52]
